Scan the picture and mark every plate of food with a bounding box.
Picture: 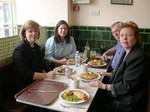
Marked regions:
[59,89,89,104]
[80,71,100,81]
[55,66,75,75]
[68,59,82,65]
[88,59,107,67]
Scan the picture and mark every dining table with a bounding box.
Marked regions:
[15,53,112,112]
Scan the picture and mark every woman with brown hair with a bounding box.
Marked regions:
[44,20,76,67]
[88,21,149,112]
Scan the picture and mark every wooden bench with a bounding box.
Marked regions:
[148,82,150,112]
[0,63,28,112]
[147,53,150,112]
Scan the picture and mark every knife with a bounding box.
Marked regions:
[61,104,86,109]
[81,56,85,60]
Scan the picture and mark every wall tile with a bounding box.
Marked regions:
[93,31,100,40]
[46,31,54,38]
[79,39,87,48]
[79,26,87,30]
[75,31,84,39]
[139,28,144,33]
[88,26,96,30]
[72,26,79,30]
[106,27,111,31]
[74,39,78,47]
[105,41,117,49]
[88,40,96,48]
[141,33,149,42]
[47,27,55,30]
[143,43,150,52]
[101,31,110,40]
[84,31,92,39]
[145,29,150,33]
[97,41,104,49]
[97,27,105,31]
[110,33,116,40]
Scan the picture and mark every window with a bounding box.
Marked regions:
[0,0,17,38]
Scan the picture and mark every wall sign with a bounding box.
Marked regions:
[111,0,133,5]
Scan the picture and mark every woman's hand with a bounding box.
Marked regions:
[97,71,112,77]
[97,71,107,76]
[46,70,56,79]
[59,58,68,64]
[89,80,105,89]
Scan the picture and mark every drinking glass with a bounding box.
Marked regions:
[90,50,96,60]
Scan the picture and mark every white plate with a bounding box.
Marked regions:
[80,72,100,82]
[88,61,107,67]
[59,89,89,104]
[67,59,83,65]
[55,67,75,75]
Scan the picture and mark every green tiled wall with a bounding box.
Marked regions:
[46,26,150,53]
[0,35,21,67]
[36,27,47,48]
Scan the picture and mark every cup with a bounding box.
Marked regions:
[70,78,79,89]
[81,64,88,73]
[90,50,96,60]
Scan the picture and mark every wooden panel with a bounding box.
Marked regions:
[148,82,150,112]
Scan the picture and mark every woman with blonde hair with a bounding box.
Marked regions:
[12,20,57,112]
[13,20,56,93]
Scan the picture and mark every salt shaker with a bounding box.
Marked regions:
[65,67,72,79]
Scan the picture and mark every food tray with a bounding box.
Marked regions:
[15,79,67,105]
